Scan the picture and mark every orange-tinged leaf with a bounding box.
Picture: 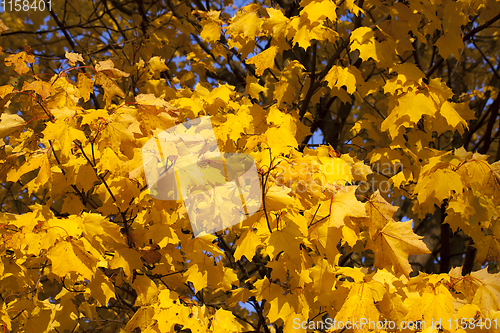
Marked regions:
[22,80,56,100]
[0,19,9,33]
[4,51,35,74]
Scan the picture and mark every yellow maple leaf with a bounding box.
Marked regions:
[323,186,366,228]
[212,309,246,332]
[245,74,268,99]
[414,168,464,206]
[335,281,381,333]
[95,59,129,79]
[302,0,337,22]
[263,7,289,39]
[4,51,35,74]
[365,190,399,237]
[77,73,93,102]
[435,31,463,60]
[47,239,98,280]
[94,72,126,107]
[135,93,174,110]
[184,263,208,292]
[109,246,143,278]
[227,4,262,39]
[381,91,437,138]
[246,45,278,76]
[0,112,25,137]
[65,51,85,66]
[200,21,221,43]
[43,120,87,158]
[367,220,430,277]
[404,284,455,330]
[0,84,14,99]
[265,220,304,260]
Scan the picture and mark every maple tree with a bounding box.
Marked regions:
[1,0,500,332]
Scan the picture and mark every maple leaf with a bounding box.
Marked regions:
[335,281,381,333]
[4,51,35,74]
[321,186,366,228]
[77,73,93,102]
[200,20,221,43]
[227,4,262,39]
[414,168,465,207]
[64,51,85,66]
[94,72,126,107]
[212,309,246,332]
[364,190,399,237]
[233,228,263,261]
[0,113,25,137]
[95,59,130,79]
[109,246,143,278]
[42,120,87,158]
[381,91,437,138]
[366,220,430,277]
[0,84,15,99]
[404,284,455,330]
[302,0,337,23]
[0,19,9,34]
[22,80,56,100]
[3,1,500,332]
[47,239,98,280]
[246,45,278,76]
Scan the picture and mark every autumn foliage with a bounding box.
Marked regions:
[1,0,500,332]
